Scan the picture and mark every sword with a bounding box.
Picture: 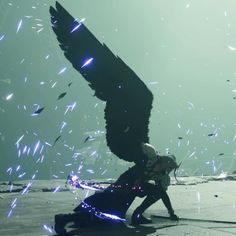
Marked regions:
[152,215,236,225]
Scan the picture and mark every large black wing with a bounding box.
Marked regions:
[50,2,153,164]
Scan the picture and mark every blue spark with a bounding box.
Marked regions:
[90,151,97,157]
[71,101,76,111]
[51,82,57,88]
[6,93,14,101]
[65,163,72,167]
[80,202,126,222]
[81,58,94,68]
[188,151,196,158]
[18,149,21,157]
[101,169,107,175]
[27,147,31,155]
[0,34,5,41]
[6,167,12,175]
[58,67,67,75]
[45,141,52,146]
[22,182,32,195]
[70,22,81,33]
[33,140,40,156]
[9,184,13,192]
[11,198,17,207]
[64,102,77,115]
[18,172,26,178]
[16,165,21,171]
[40,155,45,163]
[22,145,27,154]
[16,19,23,33]
[7,209,13,218]
[53,185,61,193]
[60,121,67,133]
[39,145,44,154]
[79,182,99,191]
[101,213,126,221]
[43,224,53,234]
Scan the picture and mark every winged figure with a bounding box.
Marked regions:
[50,2,179,234]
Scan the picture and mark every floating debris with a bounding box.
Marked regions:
[57,92,67,100]
[84,136,92,143]
[32,106,45,116]
[52,135,62,147]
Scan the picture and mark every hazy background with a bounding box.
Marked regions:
[0,0,236,181]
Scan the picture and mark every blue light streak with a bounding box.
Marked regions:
[70,23,81,33]
[16,19,23,33]
[0,34,5,41]
[81,58,94,68]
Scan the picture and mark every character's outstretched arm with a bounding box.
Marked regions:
[160,187,179,221]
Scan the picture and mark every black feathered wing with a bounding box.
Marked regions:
[50,2,153,164]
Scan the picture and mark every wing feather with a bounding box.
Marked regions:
[50,2,153,163]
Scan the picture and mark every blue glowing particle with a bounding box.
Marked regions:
[16,19,23,33]
[70,23,81,33]
[81,58,94,68]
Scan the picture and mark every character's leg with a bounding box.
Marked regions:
[131,183,162,225]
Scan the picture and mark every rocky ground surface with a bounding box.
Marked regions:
[0,175,236,236]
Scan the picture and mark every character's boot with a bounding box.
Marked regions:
[131,211,152,225]
[131,195,160,225]
[55,211,94,234]
[54,213,71,234]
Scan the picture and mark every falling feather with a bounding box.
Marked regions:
[52,135,62,147]
[84,135,92,143]
[57,92,67,100]
[33,106,45,115]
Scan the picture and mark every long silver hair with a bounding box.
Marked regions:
[157,154,182,182]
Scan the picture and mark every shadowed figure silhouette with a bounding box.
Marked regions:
[50,2,178,234]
